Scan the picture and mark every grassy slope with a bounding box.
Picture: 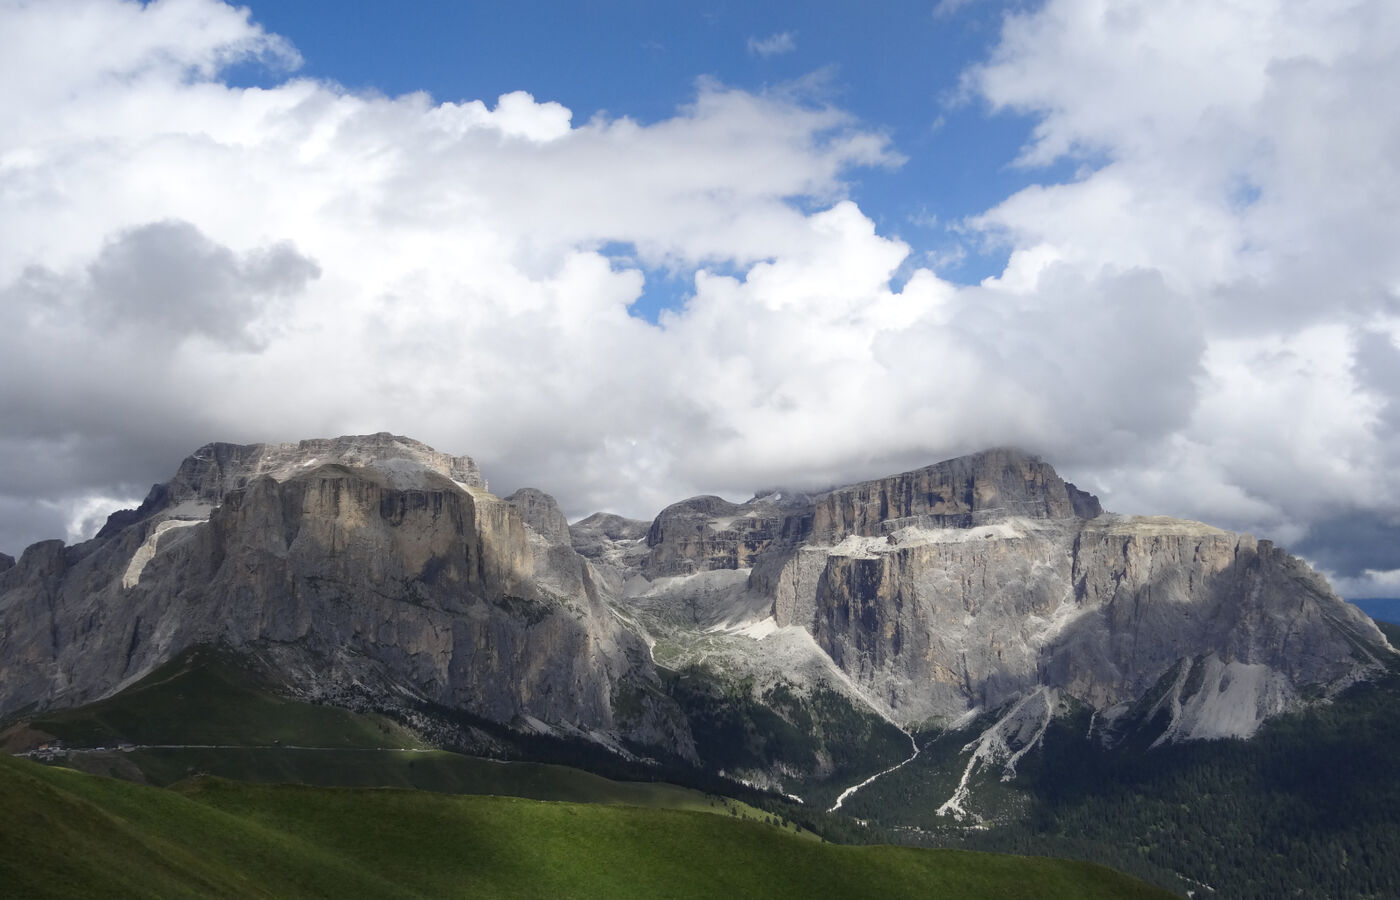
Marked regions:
[0,755,1173,900]
[3,645,803,834]
[15,646,422,750]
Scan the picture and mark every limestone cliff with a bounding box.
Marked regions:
[1,438,1389,789]
[809,447,1101,541]
[619,448,1391,747]
[0,434,689,757]
[641,492,813,577]
[569,513,650,571]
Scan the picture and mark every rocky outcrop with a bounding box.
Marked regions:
[809,447,1100,542]
[0,435,689,757]
[641,492,814,577]
[1,437,1388,780]
[570,513,648,557]
[773,515,1388,731]
[506,488,571,546]
[630,448,1391,744]
[568,512,651,578]
[0,552,13,573]
[632,450,1099,578]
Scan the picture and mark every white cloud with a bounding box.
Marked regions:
[1329,568,1400,601]
[957,0,1400,570]
[1,0,1399,594]
[747,31,796,57]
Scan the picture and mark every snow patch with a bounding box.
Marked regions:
[122,518,206,589]
[705,615,781,641]
[892,521,1027,545]
[734,617,780,640]
[824,520,1031,559]
[828,533,894,559]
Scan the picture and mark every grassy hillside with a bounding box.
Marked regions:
[0,755,1173,900]
[0,645,808,834]
[8,646,422,751]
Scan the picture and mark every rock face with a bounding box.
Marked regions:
[607,448,1391,745]
[0,437,1389,787]
[641,492,814,577]
[778,515,1385,731]
[0,434,688,756]
[570,513,648,558]
[809,447,1101,541]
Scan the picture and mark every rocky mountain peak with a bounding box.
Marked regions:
[632,447,1103,578]
[505,488,571,545]
[175,432,487,497]
[99,433,487,540]
[810,446,1101,542]
[0,433,1390,792]
[568,513,651,569]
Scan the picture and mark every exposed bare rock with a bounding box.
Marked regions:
[809,447,1099,542]
[0,437,690,759]
[633,449,1095,579]
[629,448,1390,747]
[773,514,1389,735]
[506,488,571,546]
[0,436,1389,791]
[570,513,649,556]
[641,492,813,577]
[568,513,652,579]
[0,552,13,573]
[97,432,487,542]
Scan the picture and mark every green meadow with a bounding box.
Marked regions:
[0,755,1173,899]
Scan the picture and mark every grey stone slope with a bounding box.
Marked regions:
[2,435,1389,799]
[594,447,1391,751]
[0,433,690,758]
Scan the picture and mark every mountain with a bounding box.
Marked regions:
[3,432,1396,895]
[0,434,687,758]
[1,436,1388,784]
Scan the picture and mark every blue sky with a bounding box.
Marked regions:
[2,0,1400,597]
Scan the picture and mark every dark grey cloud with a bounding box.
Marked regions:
[1355,329,1400,432]
[0,495,72,557]
[86,220,319,349]
[1296,513,1400,580]
[0,221,320,556]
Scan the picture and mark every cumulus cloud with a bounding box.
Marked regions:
[950,0,1400,594]
[1,0,1399,599]
[747,32,796,57]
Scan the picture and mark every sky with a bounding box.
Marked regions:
[1,0,1398,597]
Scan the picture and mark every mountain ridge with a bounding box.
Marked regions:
[0,434,1389,804]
